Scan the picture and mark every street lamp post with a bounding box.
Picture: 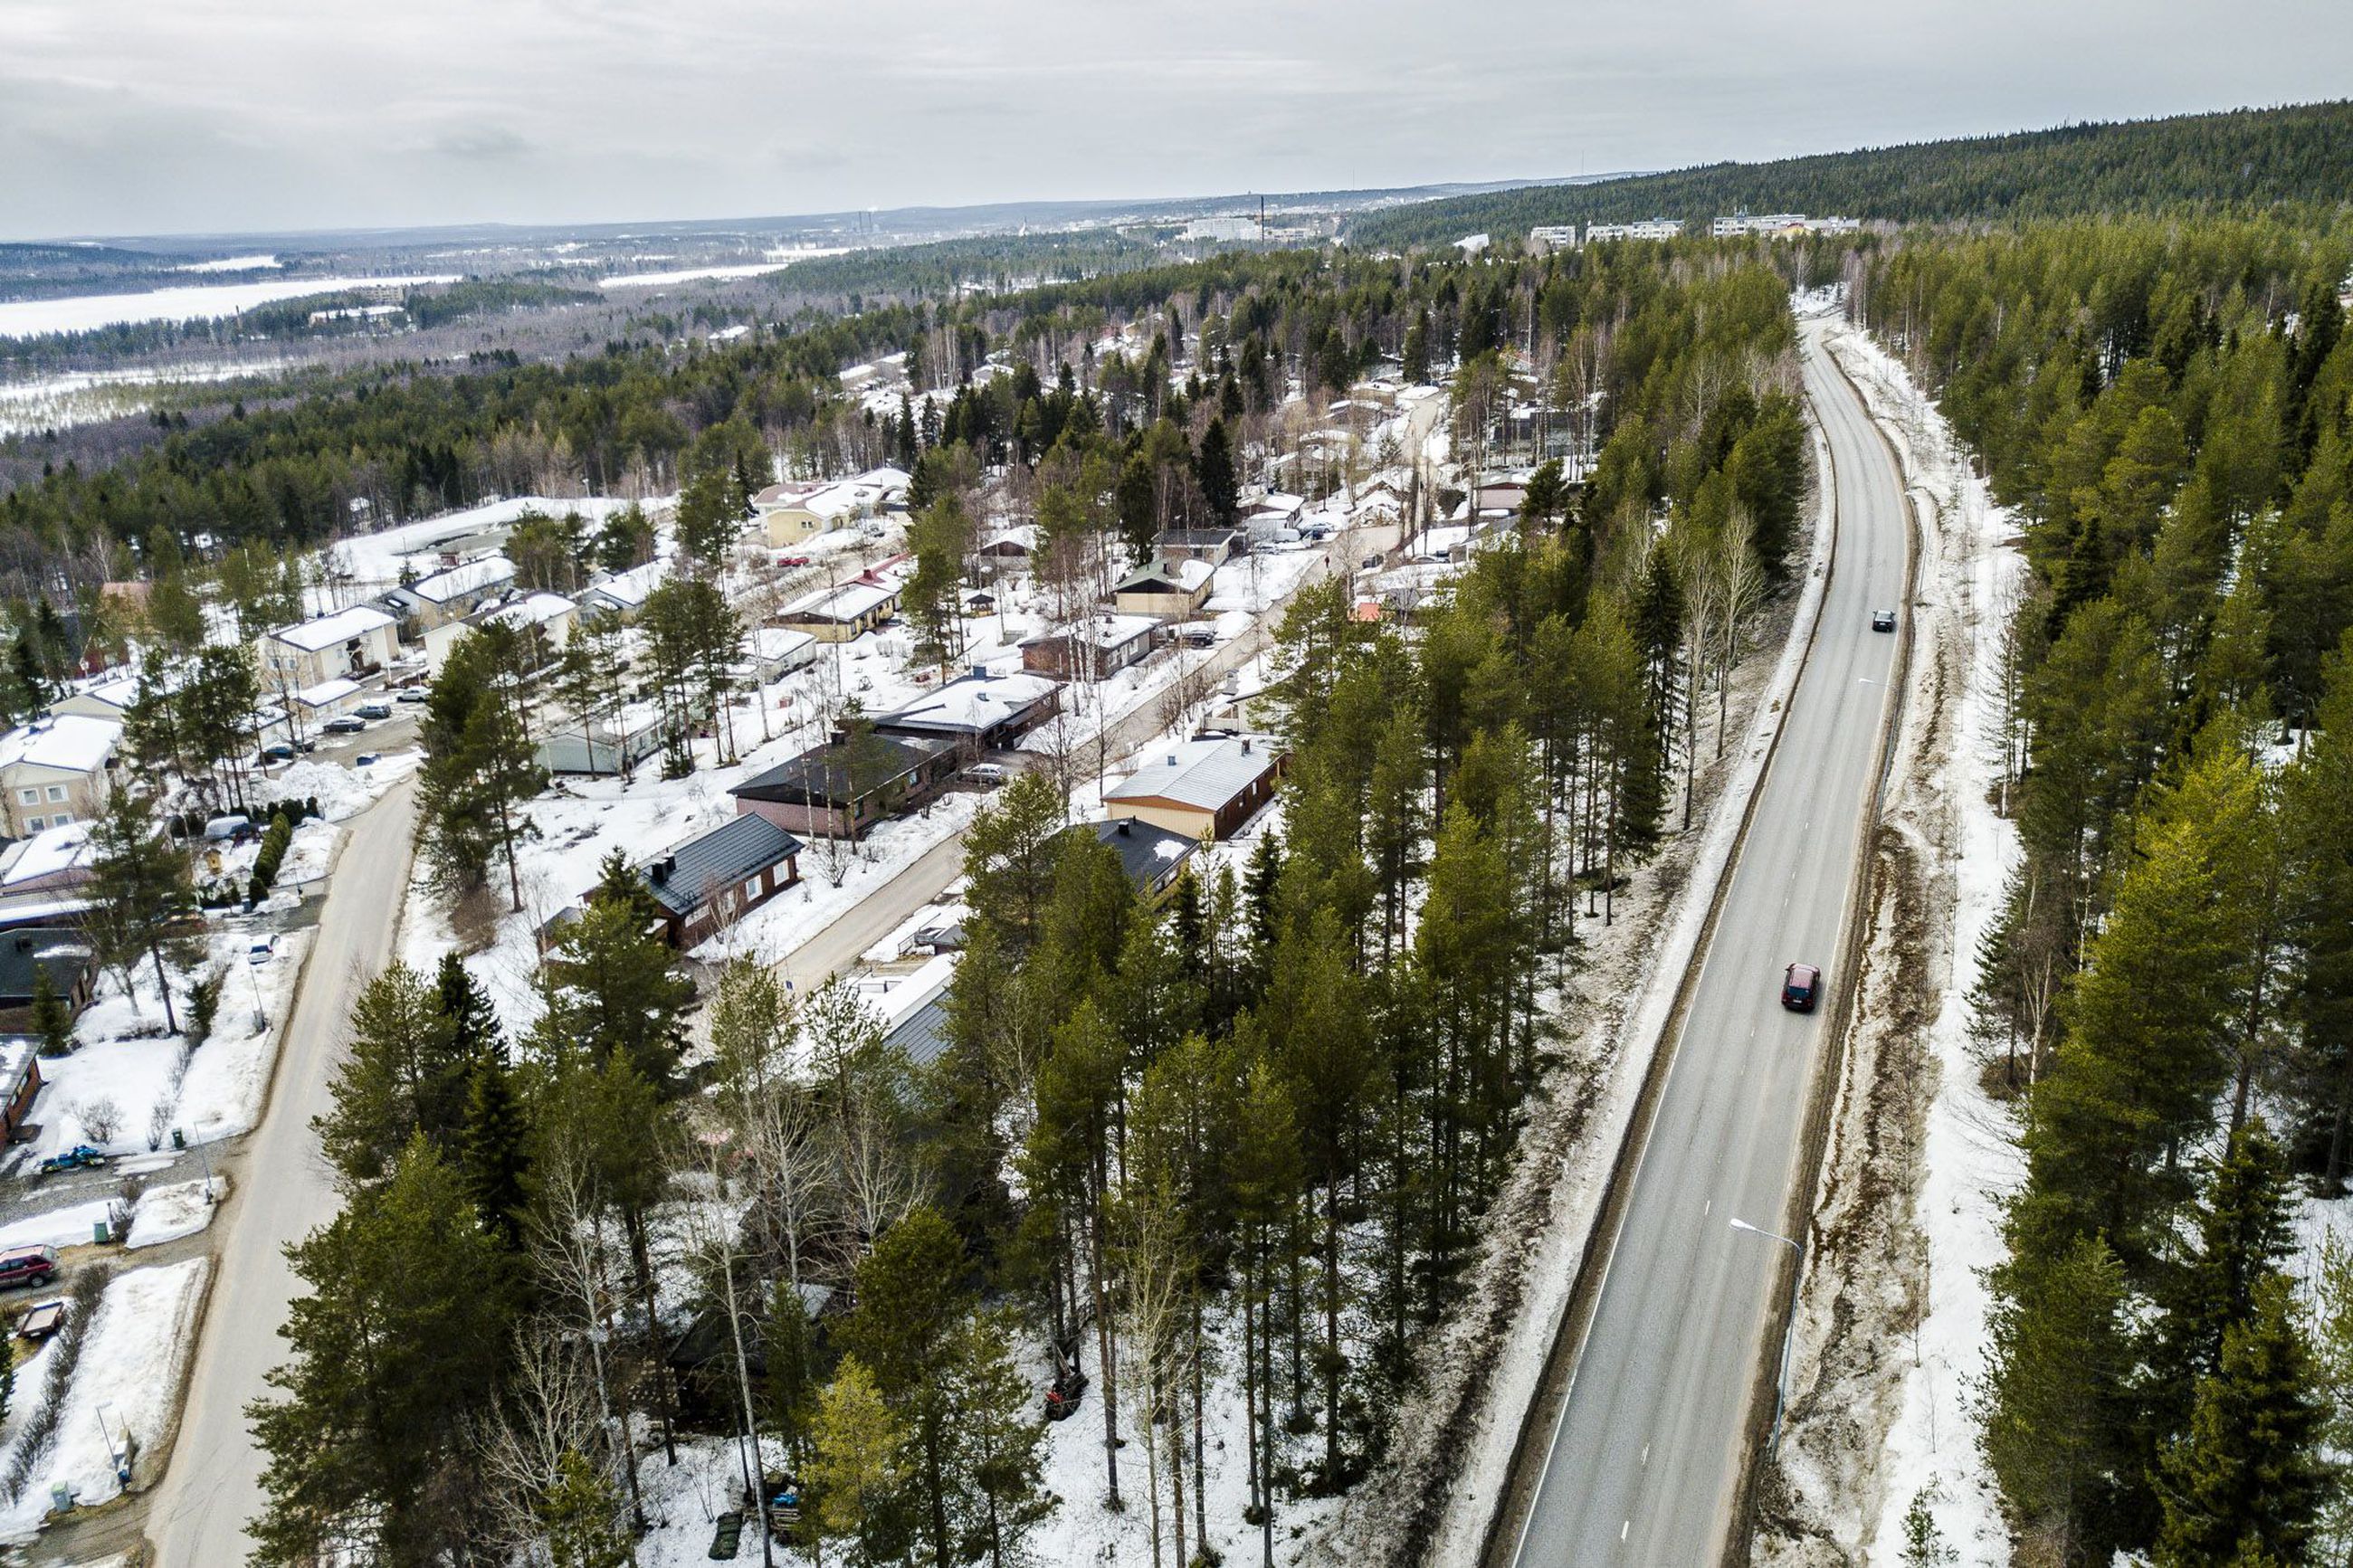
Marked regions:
[1729,1216,1805,1455]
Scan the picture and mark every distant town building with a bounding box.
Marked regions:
[1585,218,1684,243]
[1453,233,1492,256]
[1184,215,1260,242]
[1710,212,1862,238]
[1529,225,1581,254]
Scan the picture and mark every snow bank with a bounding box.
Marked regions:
[0,1201,116,1253]
[252,751,421,824]
[126,1176,225,1250]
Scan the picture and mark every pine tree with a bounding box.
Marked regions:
[416,625,546,910]
[315,961,472,1187]
[82,784,202,1034]
[838,1205,971,1568]
[2156,1277,2329,1568]
[810,1355,912,1567]
[1899,1488,1957,1566]
[948,1309,1055,1568]
[249,1136,515,1565]
[543,894,696,1091]
[538,1448,633,1568]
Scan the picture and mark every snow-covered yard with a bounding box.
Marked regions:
[126,1175,225,1250]
[0,1258,211,1542]
[25,923,311,1162]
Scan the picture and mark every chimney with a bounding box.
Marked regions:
[1116,820,1132,836]
[1166,754,1178,767]
[1241,737,1253,755]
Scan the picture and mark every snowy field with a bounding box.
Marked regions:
[0,360,286,437]
[126,1176,225,1250]
[0,275,462,339]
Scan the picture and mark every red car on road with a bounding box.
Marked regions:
[1780,963,1822,1012]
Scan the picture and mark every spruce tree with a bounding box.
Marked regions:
[1981,1234,2131,1559]
[2156,1277,2329,1568]
[29,966,73,1058]
[458,1048,529,1248]
[82,784,203,1034]
[538,1448,633,1568]
[810,1355,912,1566]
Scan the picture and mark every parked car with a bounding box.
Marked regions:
[963,763,1007,784]
[257,743,297,765]
[776,555,812,568]
[355,702,393,720]
[1871,608,1897,633]
[249,934,279,965]
[202,813,253,841]
[0,1249,56,1290]
[37,1145,109,1176]
[15,1300,64,1339]
[1361,555,1383,571]
[395,687,431,704]
[321,716,367,735]
[1780,962,1823,1012]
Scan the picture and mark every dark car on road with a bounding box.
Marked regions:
[321,716,367,735]
[1872,608,1897,632]
[1781,962,1822,1012]
[0,1247,57,1289]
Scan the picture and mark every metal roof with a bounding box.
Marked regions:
[1104,736,1277,813]
[731,734,944,808]
[1076,818,1197,889]
[640,813,805,917]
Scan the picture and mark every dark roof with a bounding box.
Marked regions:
[0,928,92,1004]
[641,814,804,917]
[1068,819,1197,892]
[731,735,944,809]
[885,997,951,1069]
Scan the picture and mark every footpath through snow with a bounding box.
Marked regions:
[1300,332,1841,1568]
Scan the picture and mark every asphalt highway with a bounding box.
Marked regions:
[1509,321,1907,1565]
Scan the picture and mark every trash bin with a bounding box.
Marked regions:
[172,1127,186,1151]
[92,1220,110,1246]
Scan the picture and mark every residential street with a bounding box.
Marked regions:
[1505,322,1909,1564]
[142,780,419,1568]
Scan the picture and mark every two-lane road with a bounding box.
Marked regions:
[146,781,419,1568]
[1509,320,1908,1564]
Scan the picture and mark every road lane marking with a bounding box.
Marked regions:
[1621,1520,1630,1543]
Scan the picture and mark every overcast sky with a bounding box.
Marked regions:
[5,0,2350,242]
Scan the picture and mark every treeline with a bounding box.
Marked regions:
[1348,100,2353,250]
[1854,217,2353,1562]
[245,243,1810,1562]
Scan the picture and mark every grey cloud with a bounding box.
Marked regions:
[4,0,2351,239]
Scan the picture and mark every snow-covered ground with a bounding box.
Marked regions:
[0,276,462,339]
[0,1258,211,1541]
[26,925,312,1161]
[0,360,286,438]
[325,496,651,593]
[126,1176,225,1250]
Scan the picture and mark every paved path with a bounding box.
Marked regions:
[143,780,419,1568]
[1508,323,1909,1565]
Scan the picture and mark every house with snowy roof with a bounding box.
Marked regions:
[779,576,902,642]
[1111,557,1215,620]
[872,670,1061,755]
[1066,817,1197,902]
[258,603,402,690]
[376,555,517,632]
[1103,733,1282,843]
[0,716,119,837]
